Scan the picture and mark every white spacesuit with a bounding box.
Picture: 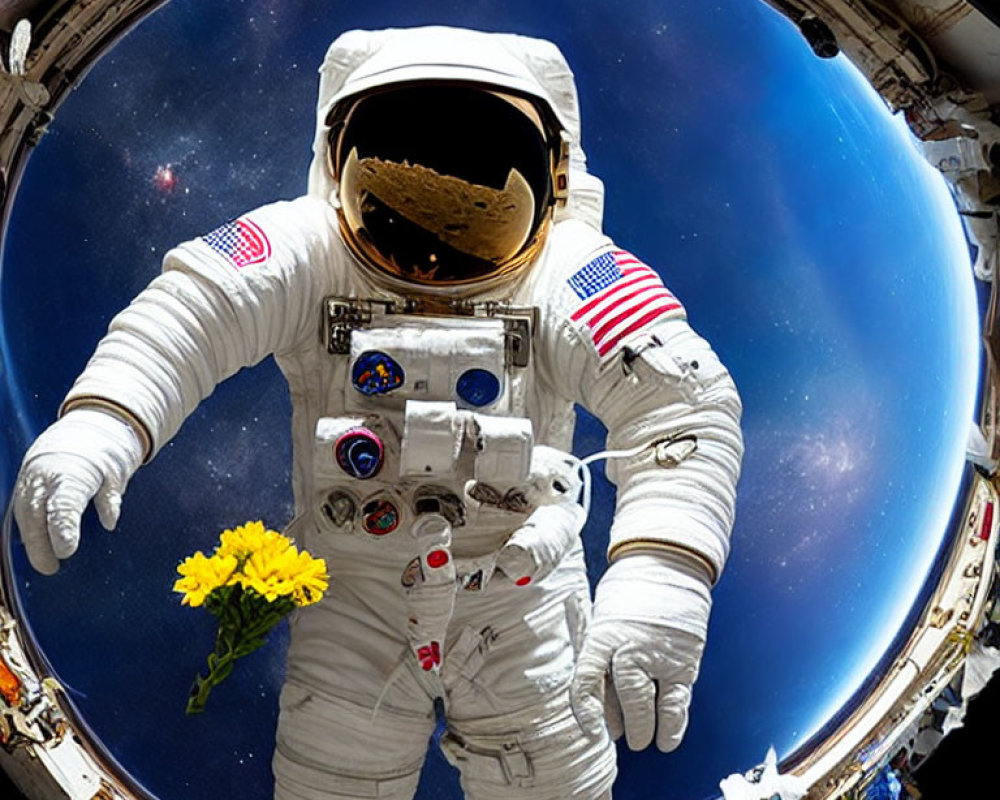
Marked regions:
[13,27,743,800]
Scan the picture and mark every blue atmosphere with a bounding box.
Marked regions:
[0,1,979,799]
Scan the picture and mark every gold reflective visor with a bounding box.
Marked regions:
[330,84,562,294]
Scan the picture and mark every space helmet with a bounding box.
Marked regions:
[328,84,566,295]
[311,28,592,298]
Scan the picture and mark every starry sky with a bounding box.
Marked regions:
[0,1,982,799]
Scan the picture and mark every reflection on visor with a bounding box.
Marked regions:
[342,147,535,263]
[332,84,557,292]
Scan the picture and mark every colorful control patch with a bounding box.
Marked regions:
[362,499,399,535]
[335,428,384,479]
[352,351,405,396]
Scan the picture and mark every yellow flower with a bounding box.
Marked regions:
[237,545,298,602]
[178,521,328,607]
[177,521,330,714]
[229,539,328,606]
[217,521,269,561]
[290,550,329,606]
[174,551,238,607]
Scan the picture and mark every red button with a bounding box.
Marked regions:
[515,576,532,586]
[426,549,449,568]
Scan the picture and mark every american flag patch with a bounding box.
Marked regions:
[201,217,272,269]
[569,249,684,358]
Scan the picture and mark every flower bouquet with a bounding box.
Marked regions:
[174,521,328,714]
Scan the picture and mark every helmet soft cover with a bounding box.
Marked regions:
[329,83,563,295]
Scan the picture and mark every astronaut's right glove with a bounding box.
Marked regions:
[570,550,712,752]
[494,445,586,585]
[13,407,145,575]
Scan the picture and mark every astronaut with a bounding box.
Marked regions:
[13,26,743,800]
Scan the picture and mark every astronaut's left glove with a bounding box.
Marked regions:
[494,501,587,585]
[570,550,712,752]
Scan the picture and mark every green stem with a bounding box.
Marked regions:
[185,588,296,715]
[186,647,238,715]
[186,617,242,715]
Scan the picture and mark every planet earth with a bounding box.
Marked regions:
[0,1,980,799]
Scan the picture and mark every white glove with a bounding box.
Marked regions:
[495,501,586,585]
[495,445,586,585]
[13,408,144,575]
[571,551,712,752]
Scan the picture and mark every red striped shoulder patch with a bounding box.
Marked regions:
[201,216,272,269]
[568,249,684,359]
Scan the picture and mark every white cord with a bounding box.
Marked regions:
[579,441,656,468]
[576,440,659,519]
